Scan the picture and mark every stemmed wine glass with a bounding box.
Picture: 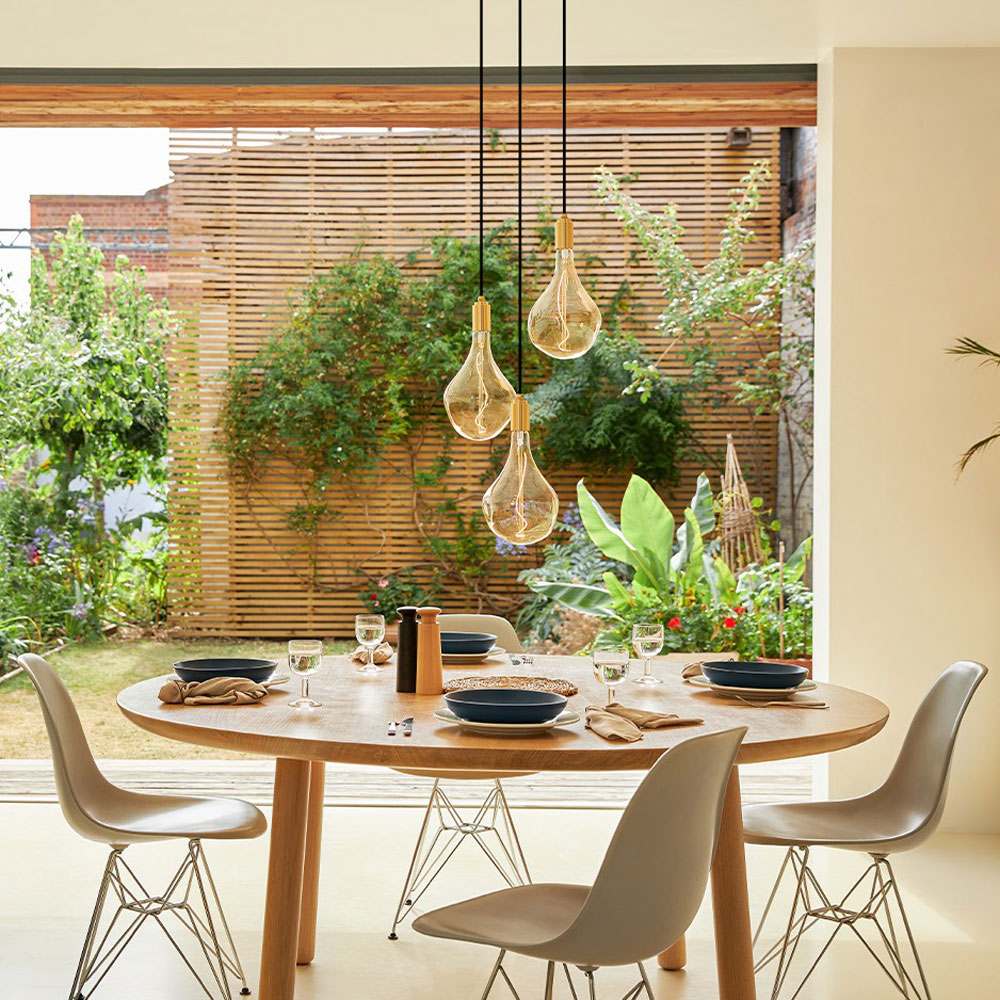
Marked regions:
[593,648,631,707]
[632,623,665,686]
[288,639,323,710]
[355,613,385,675]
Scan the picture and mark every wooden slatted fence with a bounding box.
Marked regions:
[167,126,780,636]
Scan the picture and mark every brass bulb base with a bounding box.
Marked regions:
[511,394,530,432]
[555,214,574,250]
[471,295,492,333]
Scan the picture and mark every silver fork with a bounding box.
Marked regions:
[734,695,828,709]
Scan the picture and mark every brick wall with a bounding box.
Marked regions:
[29,185,168,297]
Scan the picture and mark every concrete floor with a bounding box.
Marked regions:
[1,803,996,999]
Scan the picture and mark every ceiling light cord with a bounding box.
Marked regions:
[562,0,567,216]
[479,0,485,296]
[517,0,523,394]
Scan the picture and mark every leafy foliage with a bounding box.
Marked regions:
[0,216,171,504]
[947,337,1000,472]
[527,288,688,485]
[596,164,815,544]
[527,473,812,658]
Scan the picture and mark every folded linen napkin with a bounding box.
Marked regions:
[350,642,394,665]
[159,676,270,706]
[585,703,705,743]
[681,660,707,679]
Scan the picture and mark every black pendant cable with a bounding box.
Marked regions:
[479,0,485,297]
[516,0,523,394]
[561,0,567,216]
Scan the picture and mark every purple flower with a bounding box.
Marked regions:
[495,537,528,557]
[70,602,90,621]
[561,504,583,530]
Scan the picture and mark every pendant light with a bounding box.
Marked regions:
[526,0,601,359]
[444,0,515,440]
[483,0,559,547]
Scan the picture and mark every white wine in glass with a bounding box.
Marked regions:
[288,639,323,710]
[632,623,665,685]
[593,649,630,706]
[355,613,385,675]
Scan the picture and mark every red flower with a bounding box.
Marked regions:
[733,606,746,616]
[369,593,378,602]
[667,617,682,631]
[722,616,737,629]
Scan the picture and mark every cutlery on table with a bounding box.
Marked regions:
[735,695,829,709]
[401,717,414,737]
[387,720,398,736]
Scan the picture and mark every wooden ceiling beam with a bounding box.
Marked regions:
[0,81,816,127]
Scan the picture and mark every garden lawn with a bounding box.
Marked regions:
[0,637,351,759]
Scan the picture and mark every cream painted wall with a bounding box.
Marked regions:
[816,48,1000,832]
[2,2,1000,69]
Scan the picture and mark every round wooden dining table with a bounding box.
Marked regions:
[118,654,888,1000]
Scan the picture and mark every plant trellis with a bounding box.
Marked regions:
[720,433,764,572]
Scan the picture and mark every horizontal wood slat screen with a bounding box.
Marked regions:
[167,126,780,637]
[0,82,815,127]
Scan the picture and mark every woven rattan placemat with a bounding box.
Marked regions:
[443,675,579,697]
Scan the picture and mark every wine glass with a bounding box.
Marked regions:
[355,613,385,675]
[632,623,665,686]
[593,648,630,707]
[288,639,323,710]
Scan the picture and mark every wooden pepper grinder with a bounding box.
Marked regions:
[415,606,444,695]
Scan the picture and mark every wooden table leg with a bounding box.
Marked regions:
[259,758,311,1000]
[710,766,756,1000]
[297,761,326,966]
[657,934,687,970]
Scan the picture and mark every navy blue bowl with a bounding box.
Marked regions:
[444,688,567,724]
[440,631,497,655]
[173,657,278,684]
[702,661,808,690]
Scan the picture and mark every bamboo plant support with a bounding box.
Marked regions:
[720,433,765,573]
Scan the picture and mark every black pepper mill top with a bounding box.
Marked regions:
[395,606,419,693]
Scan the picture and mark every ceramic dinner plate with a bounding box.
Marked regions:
[687,674,817,700]
[433,707,580,735]
[442,646,506,665]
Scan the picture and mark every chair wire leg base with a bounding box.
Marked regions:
[752,846,932,1000]
[478,960,649,1000]
[389,779,532,938]
[67,841,251,1000]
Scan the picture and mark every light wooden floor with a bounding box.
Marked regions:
[1,803,997,999]
[0,757,811,807]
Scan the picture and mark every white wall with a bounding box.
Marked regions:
[815,48,1000,832]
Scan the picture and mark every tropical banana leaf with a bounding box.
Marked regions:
[526,579,616,617]
[576,479,659,587]
[784,536,813,583]
[681,508,705,587]
[602,571,632,610]
[674,473,715,555]
[619,474,674,592]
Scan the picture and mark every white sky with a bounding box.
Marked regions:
[0,129,170,305]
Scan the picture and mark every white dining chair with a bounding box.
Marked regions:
[388,614,533,940]
[413,726,746,999]
[18,653,267,1000]
[745,659,987,1000]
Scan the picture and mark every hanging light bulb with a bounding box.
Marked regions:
[444,297,515,440]
[482,395,559,545]
[527,0,600,360]
[527,214,601,359]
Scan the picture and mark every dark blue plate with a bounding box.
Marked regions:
[440,631,498,655]
[444,688,567,724]
[702,661,808,690]
[173,657,278,683]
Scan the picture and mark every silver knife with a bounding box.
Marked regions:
[387,720,398,736]
[401,717,413,737]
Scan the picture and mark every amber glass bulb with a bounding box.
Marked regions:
[444,297,515,441]
[527,215,601,360]
[482,396,559,546]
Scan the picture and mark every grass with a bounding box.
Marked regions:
[0,636,351,760]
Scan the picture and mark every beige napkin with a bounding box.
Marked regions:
[681,661,707,679]
[351,642,393,665]
[159,676,270,706]
[585,703,705,742]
